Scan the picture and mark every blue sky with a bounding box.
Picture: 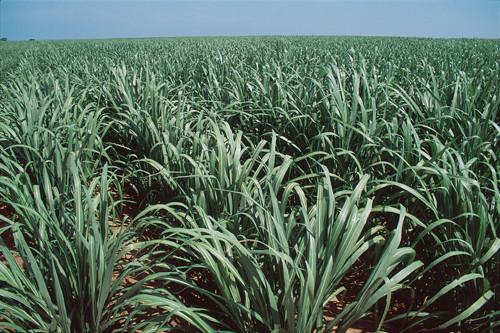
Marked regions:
[1,0,499,40]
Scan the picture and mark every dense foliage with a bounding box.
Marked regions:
[0,36,499,332]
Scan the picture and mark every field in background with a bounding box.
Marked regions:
[0,36,499,332]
